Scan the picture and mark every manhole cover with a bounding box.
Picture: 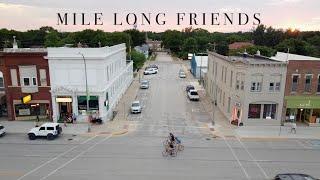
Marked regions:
[68,138,73,141]
[72,134,77,137]
[206,138,211,140]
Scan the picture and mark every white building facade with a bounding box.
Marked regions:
[206,51,287,126]
[47,44,133,122]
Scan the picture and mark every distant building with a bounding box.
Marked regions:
[2,45,51,121]
[272,52,320,126]
[206,51,287,126]
[229,42,254,50]
[47,44,133,122]
[190,54,208,79]
[146,39,162,51]
[134,44,149,59]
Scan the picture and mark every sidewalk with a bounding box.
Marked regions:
[236,125,320,139]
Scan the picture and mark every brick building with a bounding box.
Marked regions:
[2,46,51,121]
[272,52,320,126]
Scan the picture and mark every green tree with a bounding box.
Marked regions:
[130,49,146,70]
[276,38,316,56]
[182,37,197,53]
[124,29,146,46]
[44,31,63,47]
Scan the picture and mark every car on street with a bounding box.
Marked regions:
[28,123,62,140]
[147,64,158,69]
[186,85,195,92]
[187,89,200,101]
[131,101,142,114]
[144,68,158,75]
[274,173,318,180]
[179,70,186,78]
[0,124,6,137]
[140,80,149,89]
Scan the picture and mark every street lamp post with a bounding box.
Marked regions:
[79,52,91,132]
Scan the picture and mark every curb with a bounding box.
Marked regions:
[112,129,129,136]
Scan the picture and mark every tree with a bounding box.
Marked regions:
[182,37,197,53]
[162,30,183,53]
[253,24,266,46]
[229,45,276,57]
[44,31,63,47]
[216,42,229,56]
[276,38,316,56]
[130,49,146,70]
[124,29,145,46]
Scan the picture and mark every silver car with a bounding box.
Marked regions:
[131,101,142,114]
[140,80,149,89]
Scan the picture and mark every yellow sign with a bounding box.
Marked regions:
[22,95,32,104]
[56,97,72,103]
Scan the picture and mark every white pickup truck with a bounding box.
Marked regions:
[28,123,62,140]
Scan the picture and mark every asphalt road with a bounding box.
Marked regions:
[0,52,320,180]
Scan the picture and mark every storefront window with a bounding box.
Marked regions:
[15,103,47,117]
[263,104,276,119]
[77,96,99,114]
[248,104,261,119]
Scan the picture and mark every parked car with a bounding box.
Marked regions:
[144,68,158,75]
[0,124,6,137]
[131,101,142,114]
[28,123,62,140]
[274,173,318,180]
[140,80,149,89]
[186,85,195,92]
[187,90,200,101]
[179,70,186,78]
[148,64,158,69]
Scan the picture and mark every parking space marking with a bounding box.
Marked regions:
[222,136,250,180]
[17,135,98,180]
[236,136,269,179]
[40,135,112,180]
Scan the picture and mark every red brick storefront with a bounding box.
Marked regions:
[283,60,320,125]
[2,48,52,121]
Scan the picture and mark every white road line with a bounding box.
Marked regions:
[295,139,309,149]
[40,135,112,180]
[17,135,97,180]
[236,137,269,179]
[222,136,250,180]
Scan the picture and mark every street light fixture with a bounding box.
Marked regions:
[78,52,91,132]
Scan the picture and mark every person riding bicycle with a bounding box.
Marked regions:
[169,132,181,145]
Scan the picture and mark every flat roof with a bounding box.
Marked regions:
[3,48,47,53]
[208,51,286,65]
[271,52,320,61]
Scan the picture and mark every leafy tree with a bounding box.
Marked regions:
[162,30,183,53]
[275,38,316,56]
[44,31,63,47]
[229,45,276,57]
[182,37,197,53]
[216,42,229,56]
[130,49,146,70]
[124,29,145,46]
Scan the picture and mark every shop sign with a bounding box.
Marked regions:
[56,97,72,102]
[22,95,32,104]
[19,109,30,116]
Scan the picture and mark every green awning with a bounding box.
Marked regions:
[285,96,320,109]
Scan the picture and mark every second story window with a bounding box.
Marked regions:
[23,78,30,86]
[251,82,261,92]
[291,75,299,92]
[305,74,312,92]
[269,82,281,92]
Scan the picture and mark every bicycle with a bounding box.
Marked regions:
[162,145,177,157]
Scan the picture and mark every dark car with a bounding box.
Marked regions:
[274,173,318,180]
[186,85,195,92]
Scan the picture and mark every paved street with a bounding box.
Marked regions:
[1,53,320,180]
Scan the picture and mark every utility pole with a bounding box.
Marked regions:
[79,52,91,132]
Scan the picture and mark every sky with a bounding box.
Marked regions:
[0,0,319,32]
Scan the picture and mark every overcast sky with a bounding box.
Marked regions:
[0,0,319,32]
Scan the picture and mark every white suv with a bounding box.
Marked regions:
[28,123,62,140]
[187,90,200,101]
[0,124,5,137]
